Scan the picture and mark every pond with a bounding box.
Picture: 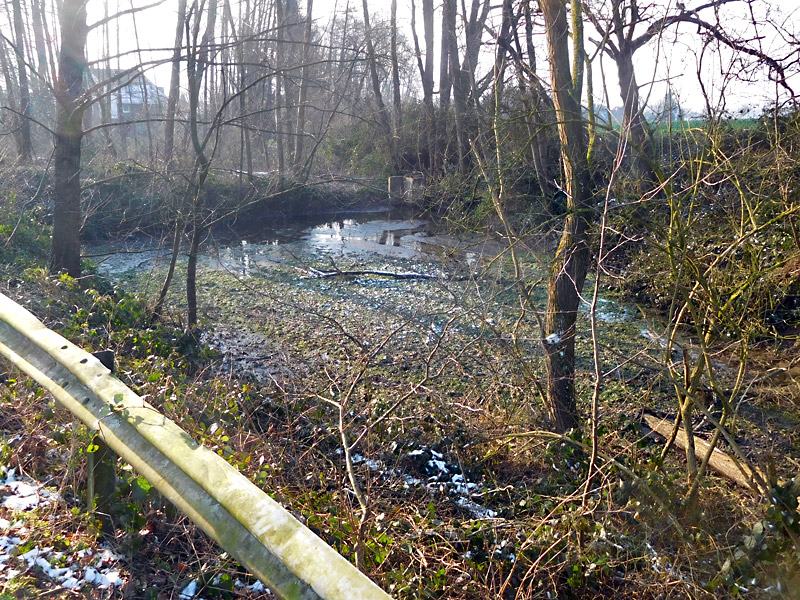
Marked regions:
[89,209,506,279]
[88,207,649,384]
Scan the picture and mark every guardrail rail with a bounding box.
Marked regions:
[0,292,391,600]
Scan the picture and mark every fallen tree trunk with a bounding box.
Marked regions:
[643,412,766,492]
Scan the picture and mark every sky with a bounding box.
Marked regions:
[83,0,798,116]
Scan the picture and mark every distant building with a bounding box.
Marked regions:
[85,69,168,127]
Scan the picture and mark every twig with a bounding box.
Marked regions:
[496,430,687,537]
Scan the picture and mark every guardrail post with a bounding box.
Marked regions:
[87,435,116,532]
[87,351,117,533]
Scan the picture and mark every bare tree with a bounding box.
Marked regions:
[50,0,89,277]
[540,0,593,433]
[224,0,254,184]
[583,0,789,188]
[443,0,492,174]
[30,0,50,82]
[437,0,455,172]
[185,0,219,327]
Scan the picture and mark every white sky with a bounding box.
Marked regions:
[84,0,798,115]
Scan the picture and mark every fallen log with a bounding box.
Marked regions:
[643,412,766,491]
[306,267,439,280]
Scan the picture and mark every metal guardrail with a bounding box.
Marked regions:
[0,292,391,600]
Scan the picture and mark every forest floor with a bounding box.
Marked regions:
[0,219,799,598]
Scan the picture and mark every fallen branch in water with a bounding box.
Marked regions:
[306,267,440,280]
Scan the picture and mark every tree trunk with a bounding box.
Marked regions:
[278,0,300,169]
[100,3,117,159]
[293,0,314,178]
[50,0,88,278]
[184,0,218,328]
[0,37,24,158]
[422,0,435,171]
[457,0,492,174]
[361,0,397,172]
[10,0,33,163]
[153,217,184,317]
[274,0,287,183]
[444,1,467,174]
[390,0,402,146]
[506,0,558,198]
[436,0,455,173]
[39,0,59,86]
[519,0,556,197]
[410,0,436,172]
[274,70,286,183]
[615,47,656,187]
[186,208,202,327]
[540,0,593,433]
[30,0,48,79]
[224,0,253,185]
[164,0,188,163]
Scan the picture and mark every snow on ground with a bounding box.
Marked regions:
[0,465,273,598]
[178,576,270,599]
[0,466,125,592]
[351,447,498,519]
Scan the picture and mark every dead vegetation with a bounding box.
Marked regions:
[1,224,798,598]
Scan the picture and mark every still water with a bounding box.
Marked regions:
[90,210,505,280]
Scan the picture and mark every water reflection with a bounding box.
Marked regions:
[89,213,503,278]
[299,219,430,259]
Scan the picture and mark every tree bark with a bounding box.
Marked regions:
[274,0,288,183]
[277,0,300,169]
[518,1,556,196]
[443,0,491,175]
[446,14,467,174]
[153,217,184,317]
[224,0,253,185]
[0,36,24,158]
[540,0,593,433]
[436,0,455,173]
[50,0,88,278]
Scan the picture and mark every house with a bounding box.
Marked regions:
[85,69,168,126]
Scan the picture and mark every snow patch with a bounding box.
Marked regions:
[0,466,125,591]
[180,579,199,599]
